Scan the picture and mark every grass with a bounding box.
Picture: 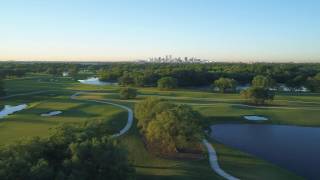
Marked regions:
[1,73,318,179]
[0,91,127,145]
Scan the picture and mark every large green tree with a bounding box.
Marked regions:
[134,97,166,132]
[241,86,274,105]
[213,77,237,93]
[252,75,276,89]
[306,73,320,92]
[146,105,203,153]
[157,77,178,90]
[119,87,137,100]
[0,121,135,180]
[135,97,203,154]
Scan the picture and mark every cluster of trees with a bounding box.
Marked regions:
[241,75,275,105]
[134,97,203,154]
[0,120,135,180]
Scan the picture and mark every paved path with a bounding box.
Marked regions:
[202,139,240,180]
[70,92,133,138]
[72,92,239,179]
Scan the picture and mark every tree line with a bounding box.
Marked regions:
[1,62,320,92]
[98,63,320,92]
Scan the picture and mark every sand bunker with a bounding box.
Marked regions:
[78,77,117,86]
[41,111,62,117]
[0,104,27,119]
[244,115,268,121]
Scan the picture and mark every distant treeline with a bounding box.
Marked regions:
[97,63,320,91]
[1,62,320,91]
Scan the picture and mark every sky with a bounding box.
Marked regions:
[0,0,319,62]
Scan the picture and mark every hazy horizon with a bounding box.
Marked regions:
[1,0,320,62]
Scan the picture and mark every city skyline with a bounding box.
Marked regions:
[1,0,320,62]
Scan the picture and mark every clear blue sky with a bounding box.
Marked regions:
[0,0,319,62]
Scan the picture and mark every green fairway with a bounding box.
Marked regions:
[0,91,127,145]
[2,73,318,179]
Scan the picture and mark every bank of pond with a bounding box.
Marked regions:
[210,124,320,179]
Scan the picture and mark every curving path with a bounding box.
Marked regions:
[70,92,133,138]
[0,90,247,179]
[71,92,239,179]
[203,139,240,180]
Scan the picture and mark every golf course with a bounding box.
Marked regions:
[1,73,319,179]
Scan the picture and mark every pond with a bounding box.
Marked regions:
[78,77,118,86]
[210,124,320,179]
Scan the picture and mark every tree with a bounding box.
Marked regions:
[67,137,135,180]
[135,98,203,154]
[0,121,135,180]
[0,79,5,97]
[252,75,276,89]
[145,104,203,153]
[306,73,320,92]
[213,77,237,93]
[285,75,305,91]
[134,97,164,132]
[119,87,137,100]
[118,72,134,86]
[241,87,274,105]
[157,77,178,90]
[68,66,79,79]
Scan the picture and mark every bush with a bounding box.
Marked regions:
[157,77,178,90]
[119,87,137,100]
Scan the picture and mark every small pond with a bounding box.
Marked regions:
[78,77,118,86]
[210,124,320,179]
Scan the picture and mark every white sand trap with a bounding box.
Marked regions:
[0,104,27,119]
[78,77,117,86]
[41,111,62,117]
[244,115,268,121]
